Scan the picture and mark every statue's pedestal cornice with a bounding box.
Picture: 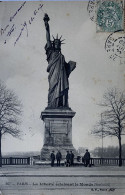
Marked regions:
[41,108,76,120]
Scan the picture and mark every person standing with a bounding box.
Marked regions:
[66,151,70,167]
[83,149,90,167]
[70,151,74,166]
[56,150,62,167]
[50,151,55,167]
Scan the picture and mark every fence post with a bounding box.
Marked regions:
[90,158,92,166]
[100,158,101,165]
[10,157,12,165]
[0,157,2,167]
[27,157,30,165]
[101,158,103,165]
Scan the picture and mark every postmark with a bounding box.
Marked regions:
[105,31,125,62]
[97,0,124,32]
[87,0,97,22]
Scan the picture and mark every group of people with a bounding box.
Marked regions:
[50,150,62,167]
[50,149,91,167]
[65,150,74,167]
[50,150,74,167]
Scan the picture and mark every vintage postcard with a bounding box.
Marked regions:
[0,1,125,195]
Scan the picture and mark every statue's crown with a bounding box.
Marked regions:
[52,34,65,45]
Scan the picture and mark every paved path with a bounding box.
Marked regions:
[0,166,125,195]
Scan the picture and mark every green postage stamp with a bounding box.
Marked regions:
[96,0,124,32]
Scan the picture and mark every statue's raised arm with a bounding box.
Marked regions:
[43,13,51,47]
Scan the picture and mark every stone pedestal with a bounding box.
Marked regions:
[40,108,77,160]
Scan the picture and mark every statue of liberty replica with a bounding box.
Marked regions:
[41,13,77,160]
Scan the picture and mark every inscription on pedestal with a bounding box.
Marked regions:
[50,120,68,134]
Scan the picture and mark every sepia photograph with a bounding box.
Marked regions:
[0,0,125,194]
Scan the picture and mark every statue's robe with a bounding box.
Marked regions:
[45,43,76,108]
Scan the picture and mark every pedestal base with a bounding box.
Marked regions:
[41,145,77,160]
[40,108,78,160]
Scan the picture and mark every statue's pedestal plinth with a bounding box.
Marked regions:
[40,108,77,160]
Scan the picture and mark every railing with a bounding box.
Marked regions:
[1,157,31,165]
[1,157,125,166]
[90,158,125,166]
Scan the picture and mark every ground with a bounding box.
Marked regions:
[0,165,125,195]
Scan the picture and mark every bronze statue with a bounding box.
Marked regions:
[43,13,76,109]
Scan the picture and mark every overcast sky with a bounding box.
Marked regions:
[0,1,125,154]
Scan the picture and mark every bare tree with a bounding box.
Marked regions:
[0,81,22,167]
[92,88,125,166]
